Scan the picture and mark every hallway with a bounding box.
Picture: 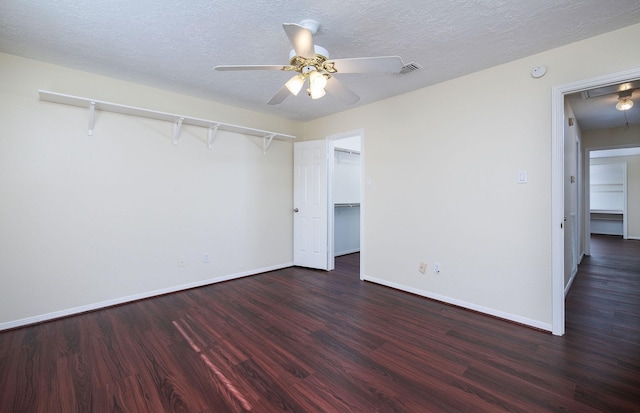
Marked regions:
[564,234,640,409]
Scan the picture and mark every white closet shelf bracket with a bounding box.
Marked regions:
[173,117,184,145]
[88,101,96,136]
[263,133,276,155]
[207,123,220,149]
[38,90,296,151]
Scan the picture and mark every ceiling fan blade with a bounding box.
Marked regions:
[327,56,404,74]
[283,23,315,58]
[325,76,360,105]
[214,65,293,71]
[267,84,291,105]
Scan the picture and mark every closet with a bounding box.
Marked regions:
[333,145,360,256]
[590,163,626,236]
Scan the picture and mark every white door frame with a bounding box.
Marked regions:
[327,129,365,278]
[551,67,640,336]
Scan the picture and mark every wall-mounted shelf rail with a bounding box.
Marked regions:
[38,90,295,153]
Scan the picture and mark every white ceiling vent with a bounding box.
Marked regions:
[580,81,640,99]
[399,62,423,75]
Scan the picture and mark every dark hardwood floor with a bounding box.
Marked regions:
[1,236,639,412]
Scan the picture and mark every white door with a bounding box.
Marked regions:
[563,124,579,281]
[293,140,329,270]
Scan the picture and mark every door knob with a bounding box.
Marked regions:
[293,208,299,213]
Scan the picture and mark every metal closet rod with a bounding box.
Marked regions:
[335,148,360,155]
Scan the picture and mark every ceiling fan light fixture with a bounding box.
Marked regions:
[285,74,306,96]
[308,70,328,99]
[217,20,400,106]
[309,87,326,100]
[616,90,634,111]
[616,97,634,111]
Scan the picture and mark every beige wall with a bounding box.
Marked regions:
[2,22,640,331]
[583,124,640,149]
[304,23,640,329]
[0,53,302,327]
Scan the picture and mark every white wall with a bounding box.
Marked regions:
[334,151,361,204]
[334,136,361,153]
[303,23,640,330]
[0,53,302,328]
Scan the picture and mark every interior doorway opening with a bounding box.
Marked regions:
[552,68,640,336]
[585,147,640,251]
[327,130,363,275]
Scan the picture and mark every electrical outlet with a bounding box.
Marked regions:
[434,263,441,274]
[178,256,185,267]
[419,262,427,274]
[203,253,210,263]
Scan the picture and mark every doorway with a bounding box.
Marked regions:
[328,130,363,275]
[585,147,640,248]
[552,68,640,336]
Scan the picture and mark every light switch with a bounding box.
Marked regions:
[518,171,527,184]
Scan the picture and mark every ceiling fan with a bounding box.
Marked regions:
[214,19,404,105]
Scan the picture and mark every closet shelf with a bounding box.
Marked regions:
[590,209,623,215]
[38,90,295,153]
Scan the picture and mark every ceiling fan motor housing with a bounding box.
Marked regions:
[299,19,320,35]
[288,45,329,61]
[289,45,334,77]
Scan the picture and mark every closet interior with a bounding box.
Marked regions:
[333,143,361,256]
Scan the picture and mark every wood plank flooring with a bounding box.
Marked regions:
[1,235,639,412]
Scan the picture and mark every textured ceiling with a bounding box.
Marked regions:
[1,0,640,124]
[567,81,640,131]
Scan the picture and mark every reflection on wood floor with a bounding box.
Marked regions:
[0,241,638,412]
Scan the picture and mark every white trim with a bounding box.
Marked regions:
[360,131,366,280]
[551,67,640,337]
[576,137,583,278]
[551,84,566,336]
[362,275,552,332]
[327,143,336,270]
[0,262,293,332]
[584,146,592,256]
[623,162,628,240]
[591,147,640,158]
[565,269,578,298]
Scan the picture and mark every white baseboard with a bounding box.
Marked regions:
[361,274,552,332]
[627,236,640,240]
[0,262,293,332]
[565,268,578,298]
